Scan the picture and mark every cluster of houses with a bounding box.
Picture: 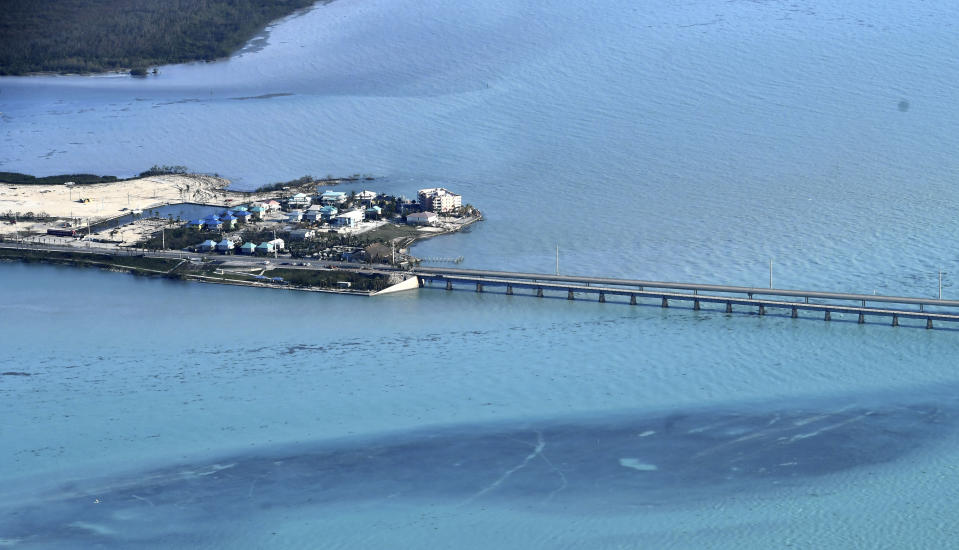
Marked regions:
[197,237,285,255]
[285,189,384,230]
[188,200,282,231]
[186,186,465,254]
[284,186,462,229]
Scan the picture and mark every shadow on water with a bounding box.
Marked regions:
[1,392,953,547]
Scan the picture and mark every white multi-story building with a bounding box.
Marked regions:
[417,188,462,213]
[334,209,365,228]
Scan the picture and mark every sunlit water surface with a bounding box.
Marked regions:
[2,0,959,547]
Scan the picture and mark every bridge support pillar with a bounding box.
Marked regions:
[824,311,831,321]
[629,294,637,305]
[661,297,669,308]
[568,290,574,300]
[476,283,483,293]
[693,299,700,310]
[536,287,543,298]
[725,302,732,314]
[791,307,798,318]
[892,314,899,327]
[858,313,865,324]
[506,284,513,295]
[758,304,765,316]
[418,277,424,288]
[445,280,453,291]
[927,318,933,329]
[598,292,605,303]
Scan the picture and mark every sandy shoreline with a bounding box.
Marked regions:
[0,174,286,237]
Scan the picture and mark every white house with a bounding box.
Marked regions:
[406,211,438,225]
[320,190,348,205]
[334,209,365,228]
[290,229,315,240]
[288,193,311,208]
[287,210,304,222]
[356,190,378,202]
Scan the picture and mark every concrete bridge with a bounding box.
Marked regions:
[413,267,959,329]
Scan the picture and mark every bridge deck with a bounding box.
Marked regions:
[416,270,959,326]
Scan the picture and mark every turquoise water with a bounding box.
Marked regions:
[2,0,959,547]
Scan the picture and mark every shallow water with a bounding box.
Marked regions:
[2,0,959,547]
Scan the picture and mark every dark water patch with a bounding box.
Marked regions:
[152,98,203,107]
[1,394,952,545]
[898,99,910,112]
[229,93,294,101]
[1,371,31,376]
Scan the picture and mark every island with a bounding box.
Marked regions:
[0,171,481,295]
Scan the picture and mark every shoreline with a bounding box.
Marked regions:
[0,173,372,238]
[0,244,406,297]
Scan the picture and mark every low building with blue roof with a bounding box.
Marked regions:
[319,190,347,205]
[216,238,235,253]
[320,205,338,220]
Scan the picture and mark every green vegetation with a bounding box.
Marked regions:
[138,226,223,250]
[0,172,118,185]
[0,211,55,222]
[264,268,391,291]
[0,0,317,75]
[138,165,189,178]
[0,247,180,273]
[255,175,317,193]
[253,174,374,193]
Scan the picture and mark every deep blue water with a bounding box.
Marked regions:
[2,0,959,547]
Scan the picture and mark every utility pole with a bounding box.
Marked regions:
[939,270,943,300]
[555,244,559,276]
[769,259,773,289]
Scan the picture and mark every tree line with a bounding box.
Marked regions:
[0,0,316,75]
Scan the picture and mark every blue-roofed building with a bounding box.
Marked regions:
[365,205,382,219]
[216,238,235,253]
[255,242,275,255]
[198,239,218,252]
[221,214,237,229]
[250,206,267,220]
[288,210,303,222]
[320,205,338,220]
[235,210,253,222]
[320,190,347,205]
[205,219,223,230]
[188,219,205,229]
[233,205,249,212]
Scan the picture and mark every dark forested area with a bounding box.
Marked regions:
[0,0,316,75]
